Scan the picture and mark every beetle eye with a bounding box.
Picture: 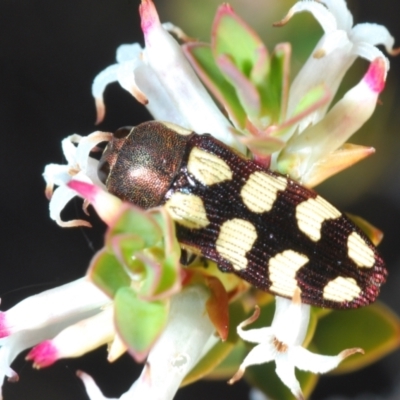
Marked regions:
[97,158,110,185]
[97,126,133,185]
[114,126,132,139]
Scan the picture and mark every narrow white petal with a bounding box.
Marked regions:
[42,164,71,188]
[115,60,147,104]
[272,296,310,346]
[350,23,396,51]
[241,343,276,368]
[134,63,190,127]
[91,64,120,124]
[52,307,115,360]
[279,1,337,34]
[287,35,354,131]
[116,43,142,63]
[289,346,344,373]
[74,131,112,174]
[275,354,304,400]
[237,326,274,344]
[353,42,390,73]
[92,64,120,101]
[2,279,109,334]
[321,0,353,32]
[49,181,91,227]
[228,343,276,384]
[61,136,79,165]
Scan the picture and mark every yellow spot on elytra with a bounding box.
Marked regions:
[296,196,341,241]
[188,147,233,186]
[323,276,361,302]
[347,232,375,268]
[268,250,309,297]
[241,172,287,213]
[216,219,257,271]
[165,192,210,229]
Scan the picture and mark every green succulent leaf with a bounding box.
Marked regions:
[212,4,268,80]
[106,206,162,248]
[88,248,131,298]
[259,43,290,124]
[114,286,169,362]
[184,43,246,128]
[312,302,400,374]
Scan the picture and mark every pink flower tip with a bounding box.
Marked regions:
[139,0,160,35]
[26,341,58,368]
[0,312,11,338]
[67,180,99,203]
[364,58,386,93]
[68,180,122,225]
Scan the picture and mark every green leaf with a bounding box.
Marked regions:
[212,4,268,80]
[259,43,291,124]
[110,233,146,270]
[106,206,162,248]
[312,302,400,374]
[135,247,181,298]
[88,249,131,298]
[184,43,246,128]
[114,286,169,362]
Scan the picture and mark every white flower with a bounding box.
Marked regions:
[92,0,242,151]
[278,57,387,184]
[0,279,109,395]
[277,0,398,132]
[42,131,112,227]
[228,290,363,400]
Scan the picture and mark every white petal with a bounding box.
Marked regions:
[140,0,240,149]
[289,345,347,374]
[282,57,386,181]
[321,0,353,32]
[275,354,304,400]
[280,1,337,34]
[237,326,274,344]
[74,131,112,175]
[29,307,115,367]
[43,164,71,188]
[49,182,91,227]
[116,60,148,104]
[134,63,190,127]
[287,36,354,131]
[92,64,119,101]
[353,42,390,73]
[272,296,310,346]
[61,135,79,165]
[228,342,276,384]
[116,43,142,63]
[1,279,109,334]
[350,23,396,51]
[92,64,120,124]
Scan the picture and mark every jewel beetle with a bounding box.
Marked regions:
[98,121,387,309]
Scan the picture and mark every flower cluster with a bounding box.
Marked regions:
[1,1,398,400]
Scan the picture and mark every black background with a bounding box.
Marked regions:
[1,1,400,399]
